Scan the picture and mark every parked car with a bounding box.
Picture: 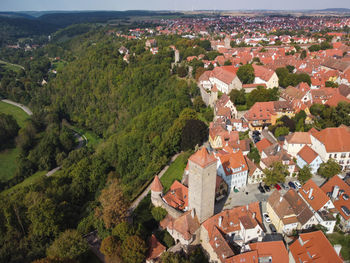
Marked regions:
[263,184,270,192]
[288,181,296,189]
[263,213,271,223]
[294,180,302,189]
[281,183,289,190]
[253,130,261,136]
[258,183,266,193]
[274,184,281,190]
[269,223,277,233]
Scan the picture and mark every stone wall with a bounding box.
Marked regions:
[151,193,183,219]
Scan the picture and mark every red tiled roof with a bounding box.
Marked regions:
[248,241,289,263]
[289,231,343,263]
[151,175,163,192]
[256,138,273,153]
[225,251,258,263]
[321,175,350,220]
[297,145,319,164]
[300,179,331,211]
[244,101,275,121]
[311,125,350,153]
[325,93,350,107]
[147,234,166,260]
[286,132,311,144]
[162,180,188,211]
[189,147,217,168]
[252,64,275,82]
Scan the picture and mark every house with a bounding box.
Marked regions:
[214,94,238,120]
[245,157,265,184]
[162,180,188,211]
[226,241,289,262]
[283,132,312,157]
[256,138,273,153]
[296,145,323,174]
[267,190,318,235]
[209,123,239,150]
[309,125,350,171]
[244,101,294,131]
[216,148,249,191]
[146,234,166,263]
[252,64,279,89]
[201,202,264,263]
[160,210,200,245]
[229,119,249,132]
[298,179,336,233]
[321,175,350,232]
[118,46,129,55]
[199,66,243,94]
[145,39,157,48]
[289,231,343,263]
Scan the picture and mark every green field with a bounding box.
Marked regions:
[0,101,30,182]
[1,170,47,196]
[0,59,24,73]
[0,101,29,128]
[327,232,350,260]
[160,151,191,192]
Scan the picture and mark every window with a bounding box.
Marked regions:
[341,153,346,158]
[334,154,337,158]
[329,154,332,158]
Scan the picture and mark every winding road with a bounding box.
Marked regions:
[1,99,87,177]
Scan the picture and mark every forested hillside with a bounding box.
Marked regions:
[0,27,210,262]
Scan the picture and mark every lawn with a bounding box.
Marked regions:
[0,101,30,182]
[327,232,350,260]
[0,101,30,128]
[62,121,102,149]
[1,170,47,196]
[0,59,23,73]
[160,151,191,192]
[0,148,19,182]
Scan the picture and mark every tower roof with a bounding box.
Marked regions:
[151,175,163,192]
[189,147,217,168]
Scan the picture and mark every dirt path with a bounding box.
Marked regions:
[1,99,33,115]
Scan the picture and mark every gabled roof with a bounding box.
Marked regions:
[189,147,217,168]
[147,234,166,260]
[256,138,273,153]
[209,226,235,262]
[285,132,311,144]
[297,145,319,164]
[325,93,350,107]
[321,175,350,220]
[252,64,275,81]
[311,125,350,153]
[151,175,163,192]
[225,251,258,263]
[210,66,239,85]
[162,180,188,211]
[299,179,331,211]
[289,231,343,263]
[248,241,289,263]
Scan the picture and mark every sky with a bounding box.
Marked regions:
[0,0,349,12]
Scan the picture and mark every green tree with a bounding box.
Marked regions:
[237,64,255,84]
[151,206,168,222]
[180,119,208,151]
[318,159,341,178]
[224,60,232,66]
[100,236,120,257]
[121,235,147,263]
[263,162,289,186]
[298,165,312,183]
[0,113,20,149]
[247,146,260,164]
[193,96,206,112]
[112,221,134,241]
[274,126,289,137]
[47,229,89,261]
[229,89,246,105]
[300,50,307,60]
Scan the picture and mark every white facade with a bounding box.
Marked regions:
[209,75,242,94]
[254,72,279,89]
[296,154,323,174]
[284,141,312,157]
[217,162,248,191]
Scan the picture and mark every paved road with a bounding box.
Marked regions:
[0,59,25,70]
[128,153,181,213]
[1,99,33,115]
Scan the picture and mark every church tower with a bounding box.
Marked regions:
[188,147,217,223]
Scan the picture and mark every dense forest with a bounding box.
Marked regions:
[0,23,212,262]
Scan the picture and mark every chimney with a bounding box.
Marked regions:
[309,188,313,199]
[333,244,342,256]
[219,216,223,227]
[332,185,340,199]
[252,212,256,219]
[191,209,195,219]
[279,196,283,202]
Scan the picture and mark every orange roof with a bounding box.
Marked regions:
[189,147,217,168]
[297,145,319,164]
[299,179,331,211]
[147,234,166,260]
[256,138,273,153]
[325,93,350,107]
[289,231,343,263]
[162,180,188,211]
[209,226,235,262]
[244,101,275,121]
[248,241,289,263]
[321,175,350,220]
[211,66,239,84]
[151,175,163,192]
[166,211,200,240]
[285,132,311,144]
[225,251,258,263]
[217,150,248,176]
[252,64,275,82]
[312,126,350,153]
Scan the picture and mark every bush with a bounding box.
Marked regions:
[151,206,168,222]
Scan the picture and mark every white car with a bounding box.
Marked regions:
[294,180,302,189]
[263,213,271,223]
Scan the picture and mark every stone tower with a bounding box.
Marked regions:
[151,175,163,207]
[188,147,217,223]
